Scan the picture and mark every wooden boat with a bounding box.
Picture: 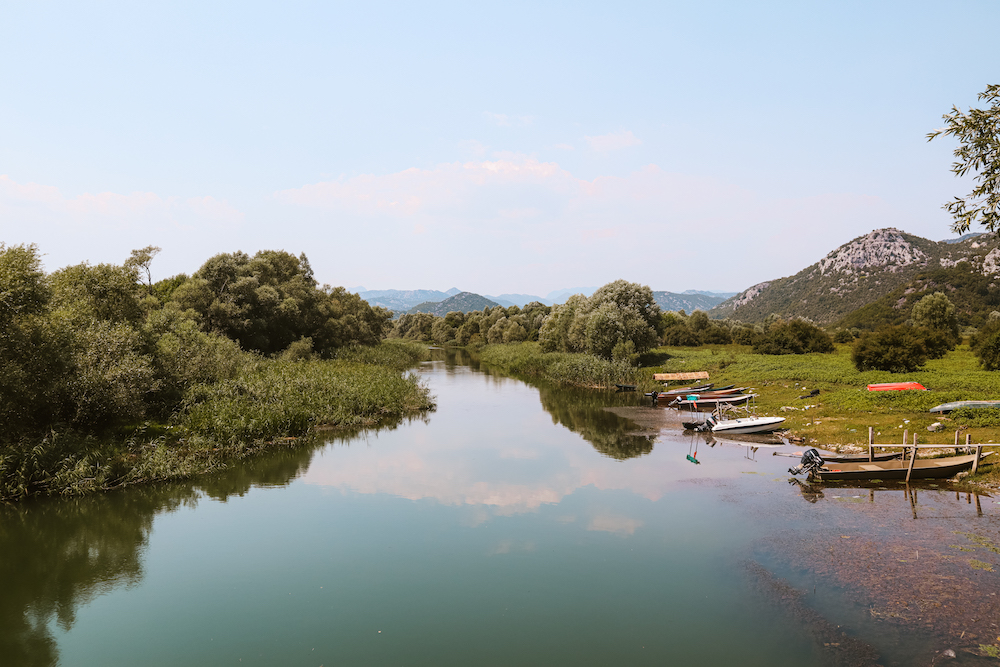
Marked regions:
[775,450,904,463]
[822,451,903,463]
[802,452,990,481]
[663,387,747,402]
[670,394,758,411]
[930,400,1000,414]
[867,382,927,391]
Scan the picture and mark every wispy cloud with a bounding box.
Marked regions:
[585,130,641,151]
[274,155,899,293]
[0,174,244,272]
[484,111,533,127]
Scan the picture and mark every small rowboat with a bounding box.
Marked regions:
[670,394,758,411]
[867,382,927,391]
[929,400,1000,414]
[792,451,991,481]
[660,387,747,402]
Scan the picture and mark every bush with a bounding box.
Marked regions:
[833,329,855,343]
[851,326,928,372]
[753,319,834,355]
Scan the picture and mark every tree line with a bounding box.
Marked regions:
[0,244,392,441]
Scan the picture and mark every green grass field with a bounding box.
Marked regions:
[645,342,1000,485]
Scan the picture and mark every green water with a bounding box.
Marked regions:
[2,350,998,666]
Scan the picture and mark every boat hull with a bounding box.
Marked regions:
[710,416,786,435]
[867,382,927,391]
[671,394,757,411]
[810,453,984,481]
[930,400,1000,414]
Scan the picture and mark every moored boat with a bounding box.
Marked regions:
[671,393,758,411]
[930,400,1000,414]
[867,382,927,391]
[789,449,991,481]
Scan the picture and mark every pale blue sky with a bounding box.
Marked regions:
[2,1,997,295]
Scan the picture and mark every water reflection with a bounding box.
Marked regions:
[535,382,655,460]
[0,439,349,666]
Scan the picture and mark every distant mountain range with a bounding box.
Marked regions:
[710,228,1000,324]
[358,285,739,316]
[653,291,729,313]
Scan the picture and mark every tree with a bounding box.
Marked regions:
[752,319,833,355]
[852,326,928,372]
[911,291,960,342]
[928,84,1000,233]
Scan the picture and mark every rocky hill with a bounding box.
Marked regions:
[357,288,459,312]
[710,228,1000,324]
[653,291,727,313]
[408,292,500,316]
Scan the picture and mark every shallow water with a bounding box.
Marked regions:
[2,350,998,666]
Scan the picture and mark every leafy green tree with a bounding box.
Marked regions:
[174,250,389,355]
[753,319,833,355]
[538,281,660,358]
[911,291,960,342]
[852,326,928,372]
[928,84,1000,233]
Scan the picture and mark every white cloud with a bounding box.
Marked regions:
[273,156,902,293]
[585,130,642,151]
[0,174,243,273]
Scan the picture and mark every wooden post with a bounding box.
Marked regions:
[905,433,917,482]
[955,429,960,455]
[868,426,874,462]
[972,444,983,475]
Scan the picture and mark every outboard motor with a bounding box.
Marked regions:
[788,448,825,476]
[695,413,717,433]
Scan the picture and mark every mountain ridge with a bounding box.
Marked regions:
[710,228,1000,324]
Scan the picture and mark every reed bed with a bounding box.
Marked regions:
[0,342,433,501]
[479,343,641,388]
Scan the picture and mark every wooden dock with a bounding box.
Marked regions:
[865,426,985,481]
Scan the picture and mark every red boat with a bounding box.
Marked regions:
[867,382,927,391]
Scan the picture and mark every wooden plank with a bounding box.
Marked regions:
[905,435,917,482]
[653,371,710,381]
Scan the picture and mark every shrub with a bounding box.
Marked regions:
[753,319,834,355]
[851,326,928,372]
[833,329,855,343]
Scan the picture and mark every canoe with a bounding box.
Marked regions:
[930,400,1000,414]
[808,452,989,481]
[670,394,758,411]
[867,382,927,391]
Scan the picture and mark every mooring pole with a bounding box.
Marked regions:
[868,426,874,462]
[905,433,917,482]
[955,429,960,455]
[973,440,983,476]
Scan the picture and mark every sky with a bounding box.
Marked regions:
[1,1,997,296]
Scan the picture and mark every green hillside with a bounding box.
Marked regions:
[711,228,1000,324]
[836,264,1000,331]
[408,292,500,315]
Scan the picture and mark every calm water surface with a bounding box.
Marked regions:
[3,350,999,666]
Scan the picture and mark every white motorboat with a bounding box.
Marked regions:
[708,415,786,435]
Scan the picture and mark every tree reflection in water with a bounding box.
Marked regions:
[536,383,654,460]
[0,417,407,667]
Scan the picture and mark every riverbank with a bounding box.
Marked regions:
[0,341,434,501]
[478,341,1000,486]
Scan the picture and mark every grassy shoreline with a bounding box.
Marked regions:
[480,340,1000,486]
[0,341,434,501]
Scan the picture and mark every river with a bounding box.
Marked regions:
[2,350,999,666]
